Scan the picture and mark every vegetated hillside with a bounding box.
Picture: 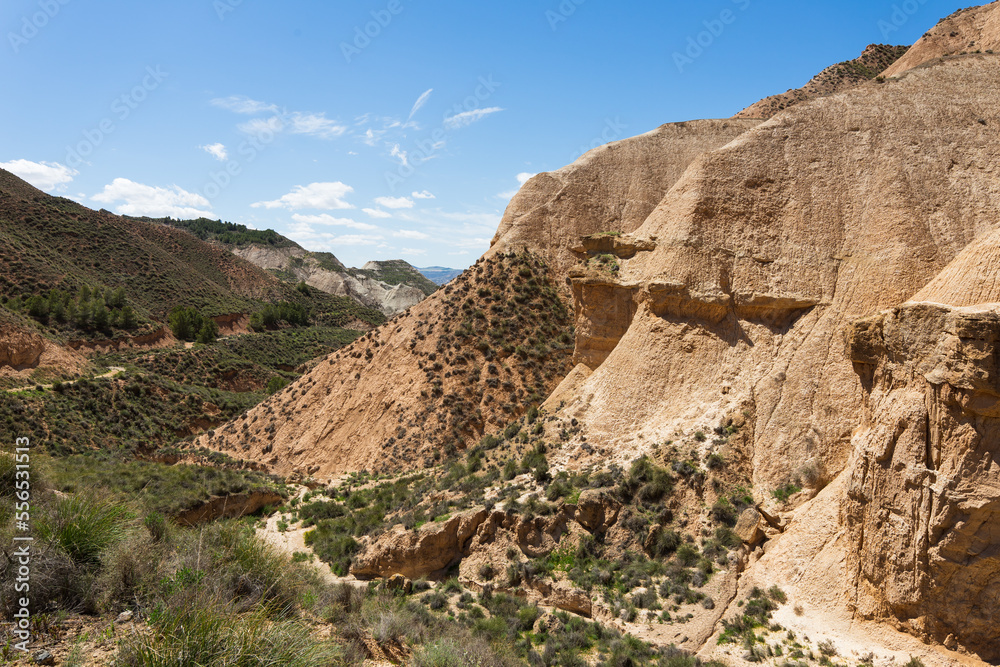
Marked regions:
[0,173,271,319]
[0,170,369,323]
[734,43,909,119]
[882,1,1000,76]
[157,216,298,248]
[199,252,576,475]
[416,265,464,285]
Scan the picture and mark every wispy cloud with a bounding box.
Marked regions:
[375,196,414,210]
[215,95,346,140]
[287,112,347,139]
[252,182,355,210]
[393,229,430,240]
[443,106,504,129]
[210,96,278,115]
[412,190,435,199]
[92,178,213,219]
[390,144,408,167]
[363,208,393,219]
[0,159,77,191]
[200,143,228,161]
[408,88,433,120]
[292,213,378,231]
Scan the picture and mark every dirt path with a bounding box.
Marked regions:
[256,485,367,589]
[5,366,126,393]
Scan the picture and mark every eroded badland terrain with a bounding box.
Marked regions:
[3,3,1000,665]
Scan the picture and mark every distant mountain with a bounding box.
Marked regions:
[360,260,439,297]
[416,266,464,285]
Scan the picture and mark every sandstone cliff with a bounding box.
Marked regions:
[489,119,760,287]
[558,55,1000,494]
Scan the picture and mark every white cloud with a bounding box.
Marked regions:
[292,213,377,231]
[201,143,228,161]
[412,190,435,199]
[321,234,384,246]
[375,196,414,210]
[252,182,355,210]
[91,178,213,219]
[393,229,430,240]
[238,116,284,138]
[444,106,504,129]
[210,96,278,115]
[1,159,78,191]
[408,88,433,120]
[363,208,393,219]
[288,112,347,139]
[390,144,408,167]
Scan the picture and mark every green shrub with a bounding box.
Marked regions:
[36,494,132,566]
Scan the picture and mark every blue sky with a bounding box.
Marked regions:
[0,0,966,269]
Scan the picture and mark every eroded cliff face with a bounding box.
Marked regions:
[845,301,1000,660]
[0,324,86,378]
[558,55,1000,492]
[489,119,760,288]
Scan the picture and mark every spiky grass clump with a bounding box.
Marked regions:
[117,604,340,667]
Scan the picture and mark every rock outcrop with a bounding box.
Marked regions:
[0,324,87,378]
[842,230,1000,660]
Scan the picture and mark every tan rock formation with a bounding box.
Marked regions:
[559,55,1000,493]
[0,324,87,378]
[173,490,285,526]
[489,119,760,287]
[351,508,489,579]
[841,230,1000,659]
